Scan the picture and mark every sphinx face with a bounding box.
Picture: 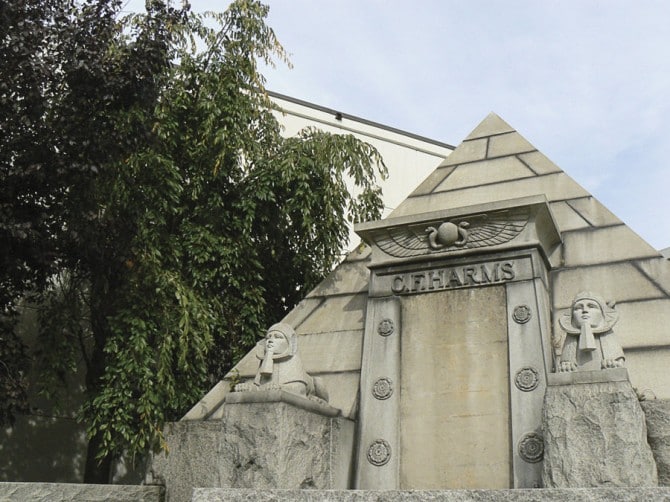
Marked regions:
[265,329,289,355]
[572,299,604,329]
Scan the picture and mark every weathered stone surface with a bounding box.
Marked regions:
[464,112,515,140]
[296,293,367,333]
[634,257,670,297]
[548,201,591,232]
[399,287,510,489]
[434,157,535,191]
[192,487,670,501]
[295,331,363,373]
[149,421,221,502]
[615,299,670,349]
[566,197,621,227]
[626,348,670,401]
[150,396,354,502]
[305,259,370,298]
[439,138,488,166]
[276,297,322,329]
[409,166,456,196]
[562,225,658,267]
[552,263,665,310]
[182,381,229,420]
[487,131,535,157]
[391,172,589,218]
[0,483,162,501]
[642,399,670,486]
[542,378,658,487]
[219,401,352,490]
[517,151,562,175]
[343,244,371,262]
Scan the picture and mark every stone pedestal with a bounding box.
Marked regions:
[150,390,355,502]
[541,368,657,487]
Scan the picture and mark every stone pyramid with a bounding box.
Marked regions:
[389,112,670,398]
[186,113,670,422]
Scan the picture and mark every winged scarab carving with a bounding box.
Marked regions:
[375,207,530,258]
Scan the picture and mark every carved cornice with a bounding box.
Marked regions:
[355,195,561,268]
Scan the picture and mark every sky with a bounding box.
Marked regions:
[126,0,670,250]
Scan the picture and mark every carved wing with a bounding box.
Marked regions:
[461,207,529,249]
[375,224,431,258]
[374,206,529,258]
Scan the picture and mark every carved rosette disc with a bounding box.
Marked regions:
[514,367,540,392]
[367,439,392,466]
[518,432,544,463]
[377,319,395,337]
[512,305,532,324]
[372,377,394,400]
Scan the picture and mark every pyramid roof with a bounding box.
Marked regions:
[185,113,670,420]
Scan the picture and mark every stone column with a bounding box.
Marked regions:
[150,390,355,502]
[542,368,658,487]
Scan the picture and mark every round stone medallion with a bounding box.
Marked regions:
[377,318,395,337]
[367,439,392,466]
[372,377,394,400]
[513,305,532,324]
[518,432,544,463]
[514,366,540,392]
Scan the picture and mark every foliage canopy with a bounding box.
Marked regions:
[0,0,386,481]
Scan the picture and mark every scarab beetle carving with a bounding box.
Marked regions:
[425,221,470,249]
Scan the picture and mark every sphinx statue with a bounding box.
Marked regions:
[557,291,624,372]
[234,322,329,402]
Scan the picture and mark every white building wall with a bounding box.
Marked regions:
[269,92,454,250]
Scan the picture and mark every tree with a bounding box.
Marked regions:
[1,0,386,483]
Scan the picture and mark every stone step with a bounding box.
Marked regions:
[192,488,670,502]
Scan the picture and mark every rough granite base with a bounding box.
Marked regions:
[641,399,670,486]
[149,391,354,502]
[0,483,163,502]
[542,371,657,487]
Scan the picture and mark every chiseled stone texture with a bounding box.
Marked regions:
[192,487,670,501]
[0,483,162,501]
[219,399,353,490]
[641,399,670,486]
[151,398,354,502]
[542,379,658,487]
[149,421,221,502]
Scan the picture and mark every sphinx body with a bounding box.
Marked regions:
[234,322,328,402]
[558,292,624,372]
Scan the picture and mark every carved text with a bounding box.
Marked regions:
[390,261,515,295]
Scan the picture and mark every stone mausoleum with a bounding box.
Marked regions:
[5,113,670,501]
[143,113,670,501]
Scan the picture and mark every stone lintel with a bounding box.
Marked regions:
[547,367,629,386]
[224,389,341,417]
[367,249,548,299]
[355,196,561,269]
